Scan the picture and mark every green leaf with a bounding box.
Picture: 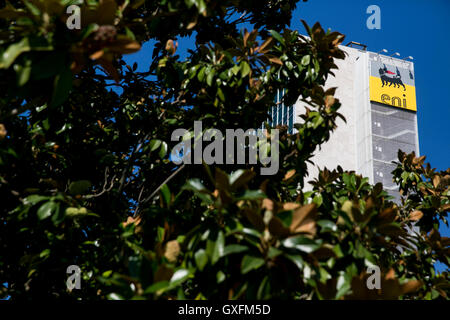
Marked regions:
[149,139,161,152]
[23,1,40,15]
[241,61,251,78]
[50,202,63,225]
[268,247,282,259]
[124,27,136,41]
[195,0,207,14]
[205,241,214,259]
[159,141,168,158]
[163,118,177,125]
[257,276,270,299]
[230,170,255,189]
[81,23,100,40]
[39,248,50,259]
[160,184,171,206]
[317,220,337,233]
[342,173,356,189]
[194,249,208,271]
[184,179,207,192]
[65,207,89,217]
[185,0,196,9]
[333,244,344,258]
[269,30,285,46]
[37,201,57,220]
[206,69,215,86]
[55,123,72,135]
[224,244,248,256]
[50,67,73,107]
[216,271,225,283]
[282,236,321,253]
[276,210,293,227]
[183,179,214,204]
[231,64,240,76]
[0,38,30,69]
[241,255,265,274]
[14,59,32,86]
[235,190,266,201]
[170,269,190,286]
[42,119,50,131]
[102,270,113,278]
[301,55,310,66]
[197,66,206,82]
[284,254,304,270]
[210,231,225,265]
[107,293,124,300]
[1,36,52,69]
[241,227,262,238]
[336,272,351,298]
[157,226,165,242]
[23,195,50,206]
[217,87,225,102]
[188,65,200,79]
[312,194,323,207]
[144,281,170,294]
[68,180,92,195]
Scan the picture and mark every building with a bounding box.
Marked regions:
[273,43,420,201]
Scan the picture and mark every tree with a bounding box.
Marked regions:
[0,0,448,300]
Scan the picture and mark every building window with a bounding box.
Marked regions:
[288,105,294,134]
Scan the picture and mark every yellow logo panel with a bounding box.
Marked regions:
[370,76,417,112]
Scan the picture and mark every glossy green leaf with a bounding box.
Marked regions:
[37,201,57,220]
[241,255,265,274]
[50,67,73,107]
[241,61,251,78]
[194,249,208,271]
[223,244,248,256]
[282,236,321,253]
[210,231,225,265]
[269,30,285,46]
[68,180,92,195]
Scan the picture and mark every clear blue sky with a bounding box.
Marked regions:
[124,0,449,271]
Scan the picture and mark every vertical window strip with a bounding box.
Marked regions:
[277,90,283,126]
[288,105,294,134]
[274,91,278,125]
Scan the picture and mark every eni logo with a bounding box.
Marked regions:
[370,62,416,112]
[378,64,406,91]
[381,93,408,109]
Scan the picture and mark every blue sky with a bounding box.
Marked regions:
[124,0,449,271]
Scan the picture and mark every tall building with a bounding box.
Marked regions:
[273,43,420,200]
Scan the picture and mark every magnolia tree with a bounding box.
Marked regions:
[0,0,448,300]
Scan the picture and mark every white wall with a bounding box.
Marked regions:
[293,46,373,188]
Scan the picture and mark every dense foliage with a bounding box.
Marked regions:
[0,0,448,300]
